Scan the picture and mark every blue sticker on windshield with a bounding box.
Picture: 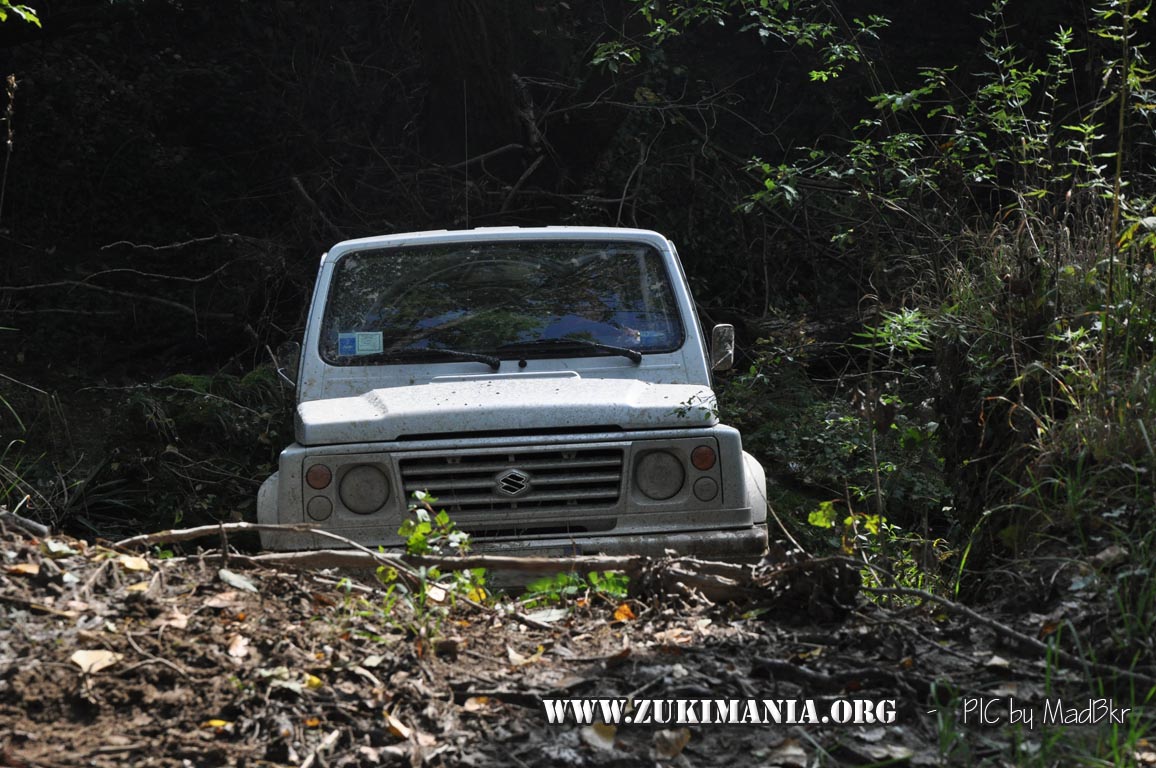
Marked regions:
[338,332,383,356]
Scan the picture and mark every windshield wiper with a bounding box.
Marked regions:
[354,347,501,370]
[497,338,642,365]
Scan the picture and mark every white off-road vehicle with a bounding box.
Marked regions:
[258,227,768,557]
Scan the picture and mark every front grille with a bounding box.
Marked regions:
[399,446,624,517]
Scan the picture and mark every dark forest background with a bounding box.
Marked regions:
[2,0,1155,665]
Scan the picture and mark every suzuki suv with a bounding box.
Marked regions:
[258,227,768,557]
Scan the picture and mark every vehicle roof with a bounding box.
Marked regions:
[324,226,670,257]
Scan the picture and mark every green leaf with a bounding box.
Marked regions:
[807,500,839,528]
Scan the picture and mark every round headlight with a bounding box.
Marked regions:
[635,451,686,500]
[339,465,390,514]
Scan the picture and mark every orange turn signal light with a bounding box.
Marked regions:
[305,463,333,490]
[690,445,716,471]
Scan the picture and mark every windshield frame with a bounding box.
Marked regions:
[316,238,687,367]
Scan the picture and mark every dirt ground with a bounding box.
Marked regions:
[1,518,1153,767]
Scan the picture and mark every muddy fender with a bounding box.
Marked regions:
[257,472,291,549]
[742,451,768,525]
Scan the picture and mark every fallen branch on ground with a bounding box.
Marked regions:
[865,585,1156,689]
[113,522,857,613]
[0,509,50,538]
[115,522,556,630]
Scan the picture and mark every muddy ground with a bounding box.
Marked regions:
[1,519,1153,767]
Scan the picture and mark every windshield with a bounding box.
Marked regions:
[319,240,684,366]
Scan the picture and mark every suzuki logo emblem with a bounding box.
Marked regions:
[495,469,531,497]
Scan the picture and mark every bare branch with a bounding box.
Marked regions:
[0,308,123,316]
[113,521,642,575]
[0,280,232,320]
[865,586,1156,688]
[419,143,523,173]
[115,522,558,631]
[245,548,647,577]
[79,262,233,285]
[0,509,50,538]
[290,176,345,240]
[500,154,544,213]
[100,234,254,252]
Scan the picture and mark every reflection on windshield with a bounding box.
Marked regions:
[319,240,684,365]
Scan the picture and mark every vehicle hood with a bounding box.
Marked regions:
[295,376,717,445]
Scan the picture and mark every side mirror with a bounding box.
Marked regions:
[710,324,735,372]
[276,341,301,387]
